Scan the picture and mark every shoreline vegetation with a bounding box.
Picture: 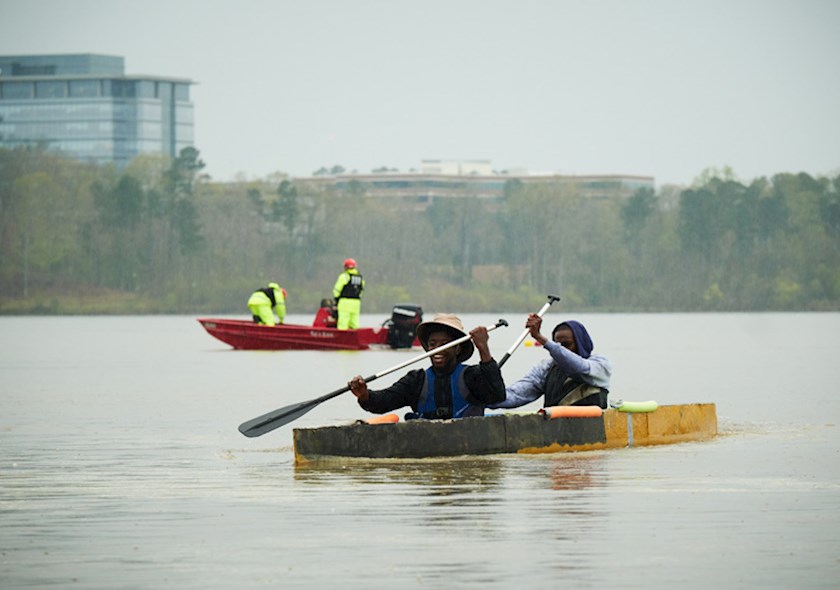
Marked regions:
[3,286,840,316]
[2,147,839,315]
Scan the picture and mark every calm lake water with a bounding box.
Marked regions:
[1,312,839,589]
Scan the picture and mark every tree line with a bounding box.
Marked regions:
[1,147,838,314]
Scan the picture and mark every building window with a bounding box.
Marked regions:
[36,81,67,99]
[11,63,56,76]
[105,80,136,98]
[175,105,193,123]
[69,80,100,98]
[137,80,155,98]
[157,82,171,101]
[174,84,190,101]
[2,82,34,99]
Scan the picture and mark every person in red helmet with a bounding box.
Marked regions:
[332,258,364,329]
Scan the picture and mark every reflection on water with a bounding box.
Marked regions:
[295,457,501,488]
[548,453,607,491]
[294,457,505,516]
[294,453,610,494]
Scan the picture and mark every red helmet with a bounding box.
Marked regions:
[343,258,357,269]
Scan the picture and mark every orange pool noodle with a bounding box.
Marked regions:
[365,413,399,425]
[540,405,603,419]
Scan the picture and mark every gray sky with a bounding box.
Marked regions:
[2,0,839,186]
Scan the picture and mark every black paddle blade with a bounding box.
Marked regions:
[238,399,320,437]
[239,385,354,437]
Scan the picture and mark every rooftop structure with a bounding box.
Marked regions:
[297,162,654,210]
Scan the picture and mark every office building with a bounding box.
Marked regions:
[0,54,194,167]
[299,160,654,210]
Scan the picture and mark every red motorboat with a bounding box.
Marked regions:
[198,302,423,351]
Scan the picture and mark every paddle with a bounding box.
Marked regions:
[497,294,561,368]
[238,318,510,437]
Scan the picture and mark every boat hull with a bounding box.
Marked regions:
[293,403,717,464]
[197,318,390,350]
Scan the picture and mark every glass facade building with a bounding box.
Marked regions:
[0,54,194,167]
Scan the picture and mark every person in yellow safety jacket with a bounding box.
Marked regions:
[332,258,365,330]
[248,282,287,326]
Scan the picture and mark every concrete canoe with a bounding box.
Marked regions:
[293,403,717,465]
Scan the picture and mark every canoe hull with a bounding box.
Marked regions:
[197,318,390,350]
[293,403,717,464]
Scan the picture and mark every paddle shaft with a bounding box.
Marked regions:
[238,319,509,437]
[497,294,561,368]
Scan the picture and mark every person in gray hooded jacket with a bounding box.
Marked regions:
[491,314,611,409]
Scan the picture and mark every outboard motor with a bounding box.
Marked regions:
[386,304,423,349]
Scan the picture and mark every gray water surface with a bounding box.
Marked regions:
[1,313,838,588]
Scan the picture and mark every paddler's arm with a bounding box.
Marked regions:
[487,360,548,409]
[543,341,612,389]
[348,375,370,402]
[470,325,493,362]
[465,326,506,405]
[349,369,425,414]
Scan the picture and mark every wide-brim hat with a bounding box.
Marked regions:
[416,313,474,363]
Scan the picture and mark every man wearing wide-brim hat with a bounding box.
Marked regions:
[349,313,505,420]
